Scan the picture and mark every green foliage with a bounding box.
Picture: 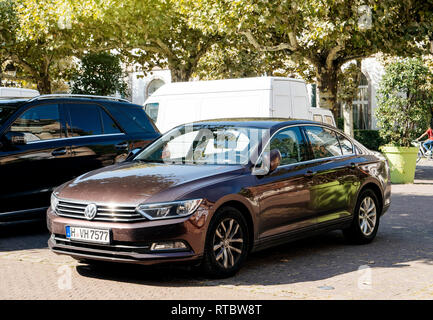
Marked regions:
[95,0,222,82]
[354,130,383,151]
[71,52,127,96]
[375,58,433,147]
[338,62,362,104]
[182,0,433,111]
[0,0,102,93]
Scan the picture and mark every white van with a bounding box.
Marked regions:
[143,77,335,133]
[0,87,40,99]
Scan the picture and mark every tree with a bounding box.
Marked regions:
[93,0,222,82]
[71,52,127,96]
[182,0,433,116]
[193,34,287,80]
[0,0,102,93]
[338,60,362,137]
[375,58,433,147]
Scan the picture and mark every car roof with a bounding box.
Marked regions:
[187,117,328,130]
[0,98,28,106]
[1,96,146,110]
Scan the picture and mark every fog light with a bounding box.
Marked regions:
[150,241,188,251]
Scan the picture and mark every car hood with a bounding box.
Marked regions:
[56,161,244,205]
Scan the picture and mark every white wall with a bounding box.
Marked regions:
[361,56,385,130]
[128,68,172,105]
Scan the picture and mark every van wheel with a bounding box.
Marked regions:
[343,189,380,244]
[202,206,249,278]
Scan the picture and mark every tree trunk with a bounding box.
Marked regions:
[316,65,339,119]
[36,75,52,94]
[170,68,192,82]
[343,102,354,137]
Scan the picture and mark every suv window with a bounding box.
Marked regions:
[105,104,157,134]
[8,104,62,142]
[270,126,308,165]
[304,126,342,159]
[66,103,102,137]
[336,133,354,155]
[100,108,122,134]
[65,103,122,137]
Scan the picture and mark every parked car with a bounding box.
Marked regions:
[47,118,391,277]
[144,77,335,133]
[0,94,160,222]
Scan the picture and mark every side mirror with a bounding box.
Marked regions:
[252,149,281,175]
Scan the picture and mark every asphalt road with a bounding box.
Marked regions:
[1,160,433,300]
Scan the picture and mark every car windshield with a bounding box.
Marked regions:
[135,124,267,165]
[0,104,19,126]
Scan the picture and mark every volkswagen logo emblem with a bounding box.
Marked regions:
[84,203,97,220]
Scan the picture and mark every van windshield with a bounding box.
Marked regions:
[135,124,267,165]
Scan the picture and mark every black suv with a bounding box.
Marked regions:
[0,95,160,222]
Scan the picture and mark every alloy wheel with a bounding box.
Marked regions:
[212,218,244,269]
[358,196,377,236]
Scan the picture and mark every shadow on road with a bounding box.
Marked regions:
[414,161,433,183]
[0,220,49,251]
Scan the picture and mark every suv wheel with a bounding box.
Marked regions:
[343,189,380,244]
[202,206,249,278]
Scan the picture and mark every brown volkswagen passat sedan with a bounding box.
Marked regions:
[47,118,391,277]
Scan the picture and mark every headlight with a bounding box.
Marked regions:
[136,199,202,220]
[50,193,59,213]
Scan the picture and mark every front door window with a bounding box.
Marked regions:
[7,104,62,142]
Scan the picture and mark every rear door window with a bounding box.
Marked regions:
[304,126,342,159]
[66,103,102,137]
[65,103,123,136]
[336,133,354,155]
[8,104,62,142]
[100,108,122,134]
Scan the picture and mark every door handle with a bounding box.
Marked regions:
[304,170,315,178]
[115,142,129,149]
[52,148,67,156]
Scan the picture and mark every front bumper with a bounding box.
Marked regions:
[46,204,211,265]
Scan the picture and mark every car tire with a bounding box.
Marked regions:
[201,206,249,278]
[343,189,380,244]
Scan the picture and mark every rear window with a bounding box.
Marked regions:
[304,126,342,159]
[105,104,158,134]
[336,133,354,155]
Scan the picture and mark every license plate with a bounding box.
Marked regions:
[65,226,110,244]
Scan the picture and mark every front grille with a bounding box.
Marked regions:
[56,199,146,222]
